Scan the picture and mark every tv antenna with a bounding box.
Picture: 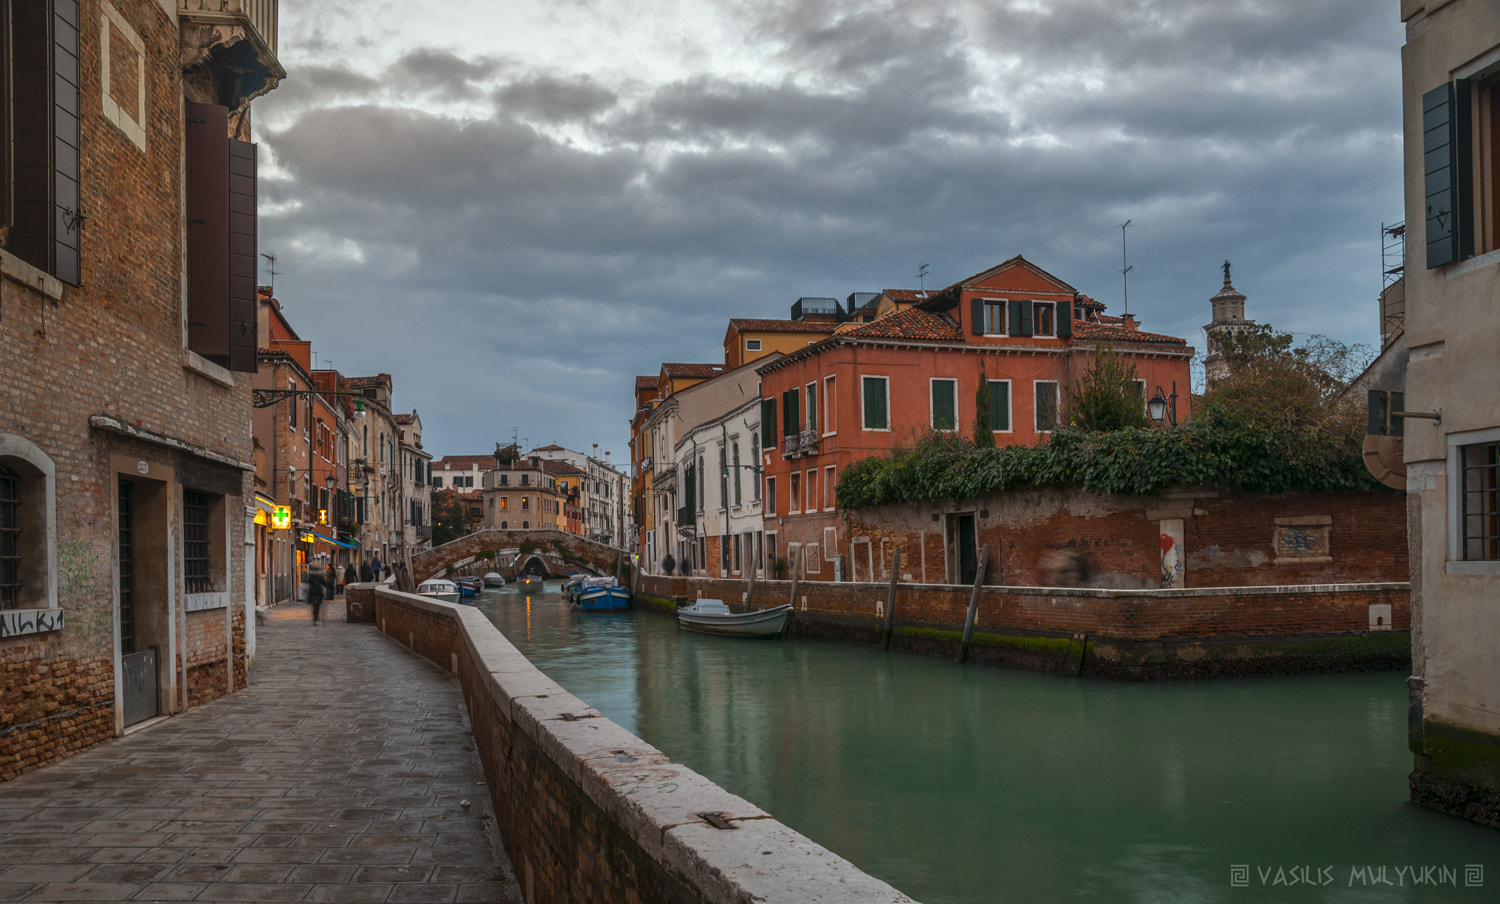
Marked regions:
[1118,220,1133,317]
[261,252,279,290]
[915,263,929,296]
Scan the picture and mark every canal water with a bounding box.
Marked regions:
[473,585,1496,903]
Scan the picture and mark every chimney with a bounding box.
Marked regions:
[605,451,611,465]
[593,443,599,459]
[1122,313,1138,331]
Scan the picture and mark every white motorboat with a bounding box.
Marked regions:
[483,572,506,588]
[416,579,460,604]
[677,599,793,638]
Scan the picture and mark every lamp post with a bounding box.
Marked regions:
[1148,382,1179,427]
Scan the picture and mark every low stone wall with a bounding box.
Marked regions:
[373,587,913,904]
[639,575,1412,679]
[346,583,378,623]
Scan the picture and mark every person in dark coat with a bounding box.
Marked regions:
[306,567,327,625]
[360,560,374,582]
[325,563,337,601]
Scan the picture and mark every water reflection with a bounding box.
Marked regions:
[475,587,1495,904]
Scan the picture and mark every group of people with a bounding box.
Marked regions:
[304,556,387,625]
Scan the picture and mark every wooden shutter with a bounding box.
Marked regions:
[52,0,80,283]
[227,138,258,371]
[806,382,817,433]
[933,381,955,430]
[761,398,776,447]
[1424,81,1473,269]
[970,297,984,335]
[187,102,230,360]
[1010,299,1033,337]
[989,382,1011,431]
[1057,299,1073,339]
[863,377,886,429]
[9,0,79,283]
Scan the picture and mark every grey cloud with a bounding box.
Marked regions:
[388,48,505,99]
[495,75,618,123]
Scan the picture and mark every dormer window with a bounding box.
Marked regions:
[1033,302,1057,337]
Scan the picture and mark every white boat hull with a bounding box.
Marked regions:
[678,603,794,638]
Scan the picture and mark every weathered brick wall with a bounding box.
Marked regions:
[345,583,378,623]
[374,588,914,904]
[0,0,252,779]
[772,486,1407,588]
[640,574,1411,677]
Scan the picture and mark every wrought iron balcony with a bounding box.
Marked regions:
[799,430,819,454]
[782,435,801,458]
[676,507,697,530]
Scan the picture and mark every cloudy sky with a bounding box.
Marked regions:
[255,0,1406,461]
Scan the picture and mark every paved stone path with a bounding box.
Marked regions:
[0,599,521,903]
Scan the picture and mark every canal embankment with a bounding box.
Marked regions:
[371,586,915,904]
[637,575,1411,678]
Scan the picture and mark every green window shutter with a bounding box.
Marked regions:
[787,388,800,436]
[989,381,1011,431]
[1424,81,1473,268]
[1057,299,1073,339]
[806,383,817,433]
[970,297,984,334]
[1009,299,1033,337]
[863,377,888,429]
[932,381,956,430]
[761,398,777,447]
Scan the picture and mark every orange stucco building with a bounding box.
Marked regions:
[754,256,1194,579]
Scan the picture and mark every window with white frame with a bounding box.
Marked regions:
[988,380,1012,432]
[823,375,837,435]
[789,472,800,513]
[1033,301,1057,337]
[806,468,817,513]
[982,299,1007,334]
[931,378,957,431]
[1461,439,1500,560]
[824,465,836,510]
[746,338,762,351]
[862,376,890,430]
[1034,381,1060,432]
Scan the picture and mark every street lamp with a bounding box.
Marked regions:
[1148,382,1179,427]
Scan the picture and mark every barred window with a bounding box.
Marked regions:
[1462,441,1500,560]
[0,465,20,609]
[184,490,211,593]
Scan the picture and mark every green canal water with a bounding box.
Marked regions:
[474,586,1496,903]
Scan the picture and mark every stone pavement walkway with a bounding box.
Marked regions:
[0,598,521,903]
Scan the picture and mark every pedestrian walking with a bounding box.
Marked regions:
[306,567,327,625]
[372,554,383,581]
[325,563,337,601]
[360,559,374,582]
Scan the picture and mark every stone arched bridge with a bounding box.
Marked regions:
[411,530,632,583]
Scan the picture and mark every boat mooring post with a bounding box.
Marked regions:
[787,548,802,609]
[745,556,758,612]
[957,545,989,664]
[881,548,901,651]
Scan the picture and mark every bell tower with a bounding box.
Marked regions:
[1203,261,1254,388]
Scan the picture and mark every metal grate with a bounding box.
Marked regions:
[1462,441,1500,560]
[118,479,136,653]
[1,465,21,609]
[184,490,211,593]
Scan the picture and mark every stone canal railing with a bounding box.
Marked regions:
[372,587,914,904]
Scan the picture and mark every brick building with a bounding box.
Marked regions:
[755,256,1193,580]
[1,0,283,777]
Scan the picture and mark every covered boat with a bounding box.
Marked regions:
[483,572,506,588]
[573,576,631,611]
[416,579,460,604]
[678,599,793,638]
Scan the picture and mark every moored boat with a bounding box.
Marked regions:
[483,572,506,588]
[454,577,482,598]
[678,599,793,638]
[416,579,460,604]
[573,576,631,611]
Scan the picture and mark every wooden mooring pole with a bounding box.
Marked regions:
[881,548,901,651]
[787,548,802,609]
[745,556,758,612]
[957,545,989,664]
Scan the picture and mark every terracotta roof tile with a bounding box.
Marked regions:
[728,319,840,334]
[636,375,659,390]
[433,455,495,469]
[880,289,930,303]
[842,307,962,342]
[662,362,728,378]
[1073,322,1187,345]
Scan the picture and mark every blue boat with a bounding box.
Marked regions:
[454,577,482,598]
[572,576,631,611]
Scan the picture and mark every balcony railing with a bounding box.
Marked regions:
[676,507,696,529]
[179,0,278,54]
[782,431,820,457]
